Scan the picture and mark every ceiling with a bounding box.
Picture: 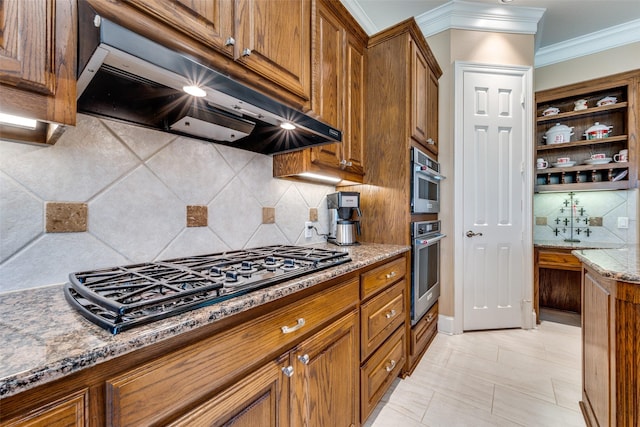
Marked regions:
[343,0,640,66]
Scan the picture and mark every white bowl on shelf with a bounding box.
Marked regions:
[552,161,576,168]
[583,158,612,165]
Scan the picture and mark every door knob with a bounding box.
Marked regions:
[466,230,483,238]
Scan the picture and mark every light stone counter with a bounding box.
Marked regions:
[534,240,624,250]
[0,242,409,398]
[572,245,640,284]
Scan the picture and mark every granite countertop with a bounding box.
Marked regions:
[0,242,409,399]
[572,245,640,284]
[534,240,625,250]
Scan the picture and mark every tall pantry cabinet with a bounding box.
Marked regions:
[340,18,442,374]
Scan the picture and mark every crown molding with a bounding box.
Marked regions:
[415,0,545,37]
[534,18,640,68]
[339,0,379,35]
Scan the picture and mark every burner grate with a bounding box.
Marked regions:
[64,245,350,334]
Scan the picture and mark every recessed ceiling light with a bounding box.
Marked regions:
[182,85,206,97]
[499,0,514,3]
[0,113,37,130]
[280,122,296,130]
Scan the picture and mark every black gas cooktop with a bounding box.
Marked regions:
[64,245,351,334]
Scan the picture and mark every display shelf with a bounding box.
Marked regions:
[534,70,638,193]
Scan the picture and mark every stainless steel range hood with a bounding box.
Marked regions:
[77,8,341,155]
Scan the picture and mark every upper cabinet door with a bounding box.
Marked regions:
[343,33,365,174]
[234,0,311,100]
[124,0,235,56]
[426,67,439,155]
[410,41,429,147]
[0,0,55,95]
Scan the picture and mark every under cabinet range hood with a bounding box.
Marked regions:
[76,10,341,155]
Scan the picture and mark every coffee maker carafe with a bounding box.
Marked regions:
[327,192,362,245]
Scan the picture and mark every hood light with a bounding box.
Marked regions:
[183,85,206,97]
[280,122,296,130]
[0,113,37,130]
[299,172,341,183]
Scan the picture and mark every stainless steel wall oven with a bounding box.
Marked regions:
[411,146,444,214]
[411,220,445,325]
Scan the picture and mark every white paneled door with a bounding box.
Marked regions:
[458,64,532,331]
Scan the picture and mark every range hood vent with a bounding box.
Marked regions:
[77,6,341,155]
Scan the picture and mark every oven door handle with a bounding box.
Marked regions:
[414,233,446,246]
[415,167,446,181]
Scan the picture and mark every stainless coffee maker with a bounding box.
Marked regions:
[327,191,362,245]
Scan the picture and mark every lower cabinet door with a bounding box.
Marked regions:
[167,356,290,427]
[291,310,359,427]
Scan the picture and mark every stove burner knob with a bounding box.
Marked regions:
[283,259,296,269]
[241,261,253,270]
[225,271,239,282]
[210,266,224,277]
[265,256,278,265]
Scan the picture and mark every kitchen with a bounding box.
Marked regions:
[0,0,639,426]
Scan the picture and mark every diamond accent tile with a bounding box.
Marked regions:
[0,173,43,262]
[147,137,235,204]
[0,115,139,201]
[90,166,184,262]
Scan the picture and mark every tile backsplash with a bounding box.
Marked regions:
[534,189,638,243]
[0,115,334,292]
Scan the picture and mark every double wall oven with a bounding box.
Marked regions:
[410,146,445,325]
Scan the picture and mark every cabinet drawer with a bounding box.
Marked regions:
[360,326,406,422]
[538,250,581,270]
[361,257,406,300]
[411,301,438,357]
[361,280,406,360]
[105,277,359,427]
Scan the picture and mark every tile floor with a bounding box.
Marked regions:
[363,320,585,427]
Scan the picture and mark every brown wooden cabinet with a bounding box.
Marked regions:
[234,0,311,100]
[580,264,640,427]
[410,42,439,155]
[272,0,367,183]
[534,247,582,322]
[535,70,639,192]
[0,389,87,427]
[0,0,76,145]
[291,310,359,426]
[358,257,408,422]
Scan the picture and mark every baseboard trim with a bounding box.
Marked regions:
[437,314,458,335]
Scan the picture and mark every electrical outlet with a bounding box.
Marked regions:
[304,221,313,238]
[617,217,629,229]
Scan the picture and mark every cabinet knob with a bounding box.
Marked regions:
[385,359,397,372]
[298,354,310,365]
[385,271,397,279]
[427,138,435,145]
[242,48,252,57]
[225,37,236,47]
[282,366,294,377]
[281,318,305,334]
[385,309,396,319]
[339,159,353,169]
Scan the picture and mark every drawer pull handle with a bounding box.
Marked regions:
[298,354,310,365]
[282,366,294,377]
[281,318,305,334]
[385,271,397,279]
[426,313,434,322]
[385,309,397,319]
[385,359,397,372]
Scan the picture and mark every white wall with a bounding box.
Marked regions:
[0,115,334,292]
[535,42,640,91]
